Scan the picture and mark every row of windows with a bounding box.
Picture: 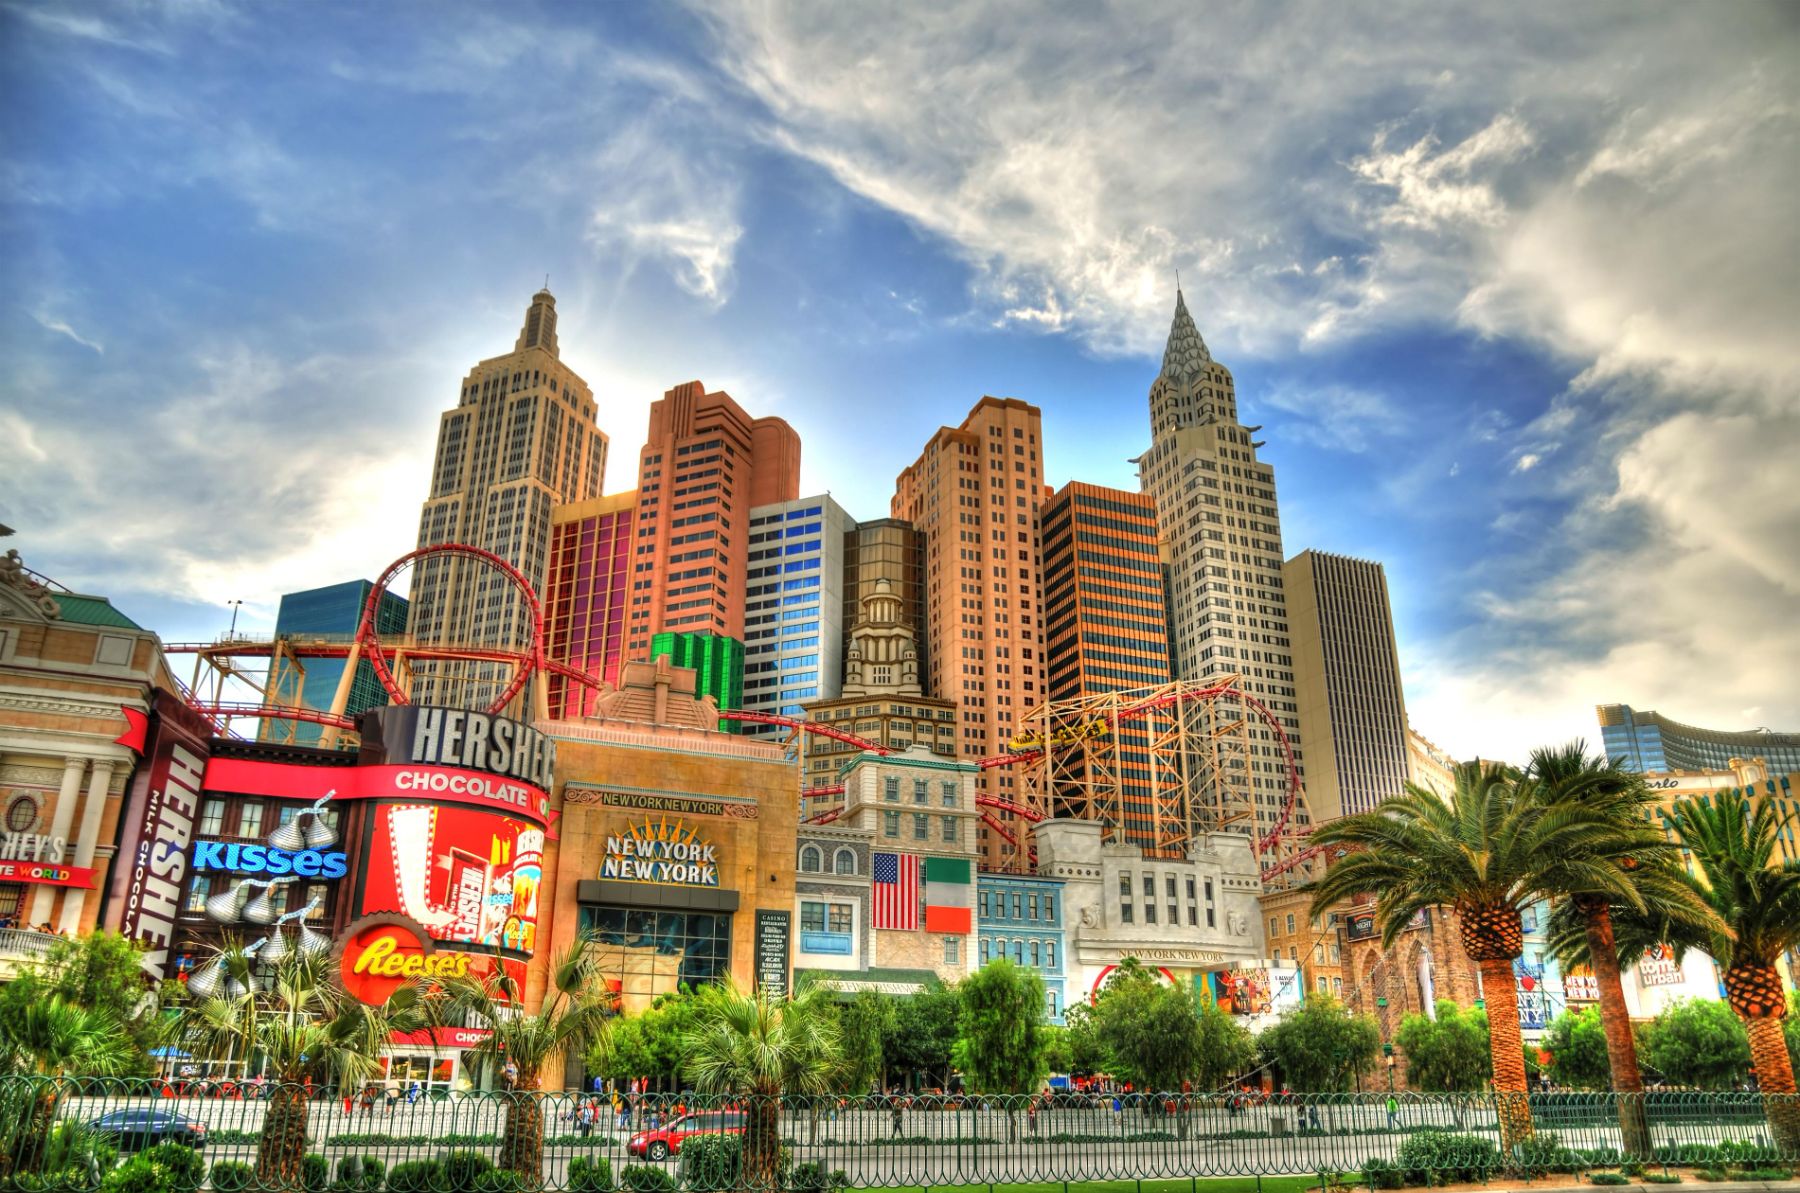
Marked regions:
[979,936,1058,969]
[979,888,1057,922]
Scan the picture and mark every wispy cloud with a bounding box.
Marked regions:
[31,310,103,354]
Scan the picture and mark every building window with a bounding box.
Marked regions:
[1012,892,1023,918]
[1286,913,1296,934]
[1012,939,1023,964]
[1029,941,1040,967]
[980,891,991,918]
[980,938,990,963]
[883,811,900,838]
[1120,901,1133,924]
[913,814,929,840]
[833,848,857,876]
[1145,901,1157,924]
[199,799,226,836]
[944,937,960,965]
[913,780,929,804]
[800,845,823,873]
[1027,893,1039,920]
[801,902,853,933]
[1045,940,1056,968]
[184,874,212,914]
[942,816,958,842]
[1188,905,1198,926]
[884,777,900,802]
[1168,903,1179,924]
[941,782,958,807]
[1047,990,1059,1018]
[1119,872,1131,901]
[1044,894,1055,921]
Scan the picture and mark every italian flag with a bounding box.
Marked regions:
[923,856,973,934]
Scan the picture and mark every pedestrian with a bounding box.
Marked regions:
[1027,1098,1039,1136]
[360,1085,376,1116]
[1385,1094,1399,1129]
[1110,1093,1122,1125]
[891,1095,903,1138]
[407,1081,420,1106]
[385,1082,400,1115]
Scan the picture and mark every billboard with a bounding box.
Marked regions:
[1564,968,1600,1002]
[107,691,213,978]
[1209,968,1273,1016]
[339,914,528,1006]
[359,800,543,954]
[1639,944,1685,987]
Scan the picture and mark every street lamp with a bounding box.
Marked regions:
[1385,1053,1396,1093]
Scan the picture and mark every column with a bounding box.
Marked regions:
[28,757,88,924]
[58,759,116,934]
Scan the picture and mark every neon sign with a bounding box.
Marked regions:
[192,841,348,879]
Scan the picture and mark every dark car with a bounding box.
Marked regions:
[87,1109,208,1152]
[627,1111,744,1161]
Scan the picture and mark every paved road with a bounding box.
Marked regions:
[59,1096,1778,1185]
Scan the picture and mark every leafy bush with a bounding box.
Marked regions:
[1714,1138,1778,1167]
[324,1136,500,1149]
[7,1168,96,1193]
[43,1121,118,1184]
[1394,1130,1502,1185]
[677,1136,740,1193]
[1692,1169,1727,1182]
[784,1163,846,1193]
[616,1168,675,1193]
[100,1155,176,1193]
[1588,1175,1630,1186]
[357,1159,385,1193]
[1581,1147,1621,1168]
[438,1152,494,1193]
[1508,1132,1579,1177]
[566,1158,612,1193]
[1734,1170,1793,1182]
[1358,1158,1403,1190]
[209,1162,254,1193]
[383,1162,443,1193]
[470,1173,535,1193]
[138,1145,203,1193]
[331,1157,385,1193]
[300,1155,330,1193]
[1641,1174,1681,1184]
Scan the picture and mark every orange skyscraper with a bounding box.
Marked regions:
[892,397,1048,870]
[623,381,801,660]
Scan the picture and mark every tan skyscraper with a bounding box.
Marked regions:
[1283,551,1410,821]
[1135,292,1307,837]
[893,397,1048,870]
[408,289,608,708]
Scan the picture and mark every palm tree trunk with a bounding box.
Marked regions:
[1475,957,1534,1151]
[1742,1013,1800,1154]
[1574,897,1651,1158]
[256,1083,310,1191]
[745,1092,781,1193]
[498,1085,545,1180]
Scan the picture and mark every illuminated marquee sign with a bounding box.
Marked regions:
[601,818,719,886]
[340,916,474,1006]
[362,707,554,792]
[192,841,348,879]
[0,861,97,888]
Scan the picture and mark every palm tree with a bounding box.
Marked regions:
[1606,791,1800,1151]
[682,980,842,1193]
[0,997,135,1177]
[1527,742,1716,1157]
[436,934,615,1179]
[178,945,422,1191]
[1306,761,1666,1151]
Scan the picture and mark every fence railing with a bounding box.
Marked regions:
[0,1079,1795,1192]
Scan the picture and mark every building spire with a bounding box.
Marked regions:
[1159,288,1211,381]
[515,286,560,357]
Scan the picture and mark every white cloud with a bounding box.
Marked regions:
[31,311,103,354]
[1512,453,1539,472]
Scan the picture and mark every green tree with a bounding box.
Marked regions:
[438,934,614,1179]
[587,987,701,1090]
[1395,1001,1491,1092]
[683,981,842,1192]
[0,933,161,1077]
[177,946,420,1191]
[1307,761,1664,1149]
[0,997,136,1179]
[1255,994,1380,1094]
[955,960,1048,1139]
[1539,1008,1612,1090]
[836,991,894,1095]
[1194,996,1259,1091]
[1059,1002,1108,1076]
[1638,999,1752,1089]
[882,984,958,1090]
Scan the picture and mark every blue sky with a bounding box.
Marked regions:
[3,1,1797,762]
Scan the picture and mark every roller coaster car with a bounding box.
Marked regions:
[1004,719,1111,754]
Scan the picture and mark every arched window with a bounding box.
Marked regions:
[799,845,822,873]
[833,848,857,876]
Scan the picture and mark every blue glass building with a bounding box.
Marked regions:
[269,580,408,746]
[976,873,1067,1024]
[741,495,854,738]
[1598,703,1800,774]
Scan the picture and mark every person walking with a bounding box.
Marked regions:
[1385,1094,1399,1129]
[890,1094,904,1138]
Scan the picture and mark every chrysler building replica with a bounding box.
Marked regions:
[1134,291,1307,837]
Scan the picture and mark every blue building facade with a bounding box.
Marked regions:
[270,580,407,746]
[1598,703,1800,774]
[742,495,854,737]
[976,873,1067,1024]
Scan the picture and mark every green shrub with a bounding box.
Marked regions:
[469,1173,535,1193]
[1641,1175,1681,1184]
[1509,1133,1579,1177]
[1358,1158,1403,1190]
[8,1169,95,1193]
[383,1162,443,1193]
[676,1136,739,1193]
[300,1156,329,1193]
[100,1155,176,1193]
[209,1162,254,1193]
[1581,1147,1622,1168]
[438,1152,493,1193]
[357,1159,385,1193]
[1732,1170,1793,1182]
[616,1169,675,1193]
[1692,1170,1727,1183]
[1394,1130,1501,1185]
[43,1121,118,1184]
[1714,1138,1778,1167]
[1588,1175,1630,1186]
[784,1163,847,1193]
[139,1145,203,1193]
[566,1158,612,1193]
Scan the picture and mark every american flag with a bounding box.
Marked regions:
[871,852,920,930]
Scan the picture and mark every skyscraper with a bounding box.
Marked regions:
[740,495,855,740]
[1135,292,1307,837]
[893,397,1048,870]
[1039,482,1169,848]
[264,580,408,745]
[650,631,744,727]
[1597,704,1800,774]
[623,382,800,661]
[408,289,608,709]
[543,492,636,719]
[1283,551,1410,820]
[840,519,926,675]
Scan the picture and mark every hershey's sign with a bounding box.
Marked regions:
[362,706,554,790]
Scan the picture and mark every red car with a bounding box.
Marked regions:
[627,1110,745,1161]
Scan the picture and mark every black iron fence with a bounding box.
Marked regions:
[0,1080,1795,1192]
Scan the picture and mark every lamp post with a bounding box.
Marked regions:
[1385,1052,1396,1094]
